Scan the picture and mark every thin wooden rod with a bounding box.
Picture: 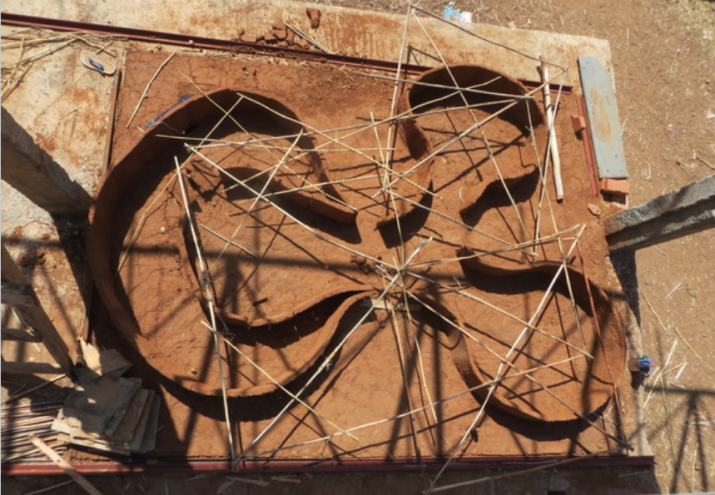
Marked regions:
[353,71,529,100]
[430,449,616,493]
[174,156,236,462]
[125,53,175,128]
[411,4,566,70]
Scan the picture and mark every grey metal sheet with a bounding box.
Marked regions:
[578,56,629,179]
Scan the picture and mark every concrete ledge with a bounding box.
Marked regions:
[1,107,91,215]
[606,174,715,252]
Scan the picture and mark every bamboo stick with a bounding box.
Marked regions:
[429,449,616,493]
[125,53,175,128]
[174,156,236,462]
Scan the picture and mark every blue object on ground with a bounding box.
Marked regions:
[638,355,652,377]
[88,57,107,76]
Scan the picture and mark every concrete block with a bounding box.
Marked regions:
[606,174,715,252]
[1,107,91,215]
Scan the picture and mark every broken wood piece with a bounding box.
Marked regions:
[106,388,151,443]
[80,340,131,378]
[28,434,105,495]
[1,282,36,307]
[137,395,161,453]
[52,375,141,437]
[2,362,64,375]
[1,374,66,405]
[1,327,43,343]
[68,390,158,454]
[2,243,77,372]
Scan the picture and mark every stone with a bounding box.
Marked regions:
[587,203,602,217]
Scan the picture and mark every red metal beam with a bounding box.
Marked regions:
[0,13,572,93]
[0,13,428,75]
[2,455,654,476]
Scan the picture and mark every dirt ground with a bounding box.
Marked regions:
[2,0,714,493]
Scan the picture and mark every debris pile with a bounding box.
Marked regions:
[236,9,324,51]
[50,343,160,455]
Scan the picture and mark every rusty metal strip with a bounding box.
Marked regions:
[1,455,654,476]
[576,94,600,196]
[0,13,428,74]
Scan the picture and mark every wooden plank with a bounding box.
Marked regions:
[52,376,142,437]
[1,327,43,342]
[1,282,36,307]
[2,361,64,374]
[28,434,105,495]
[578,56,629,179]
[1,243,74,373]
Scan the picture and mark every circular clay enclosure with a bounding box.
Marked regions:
[89,63,626,423]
